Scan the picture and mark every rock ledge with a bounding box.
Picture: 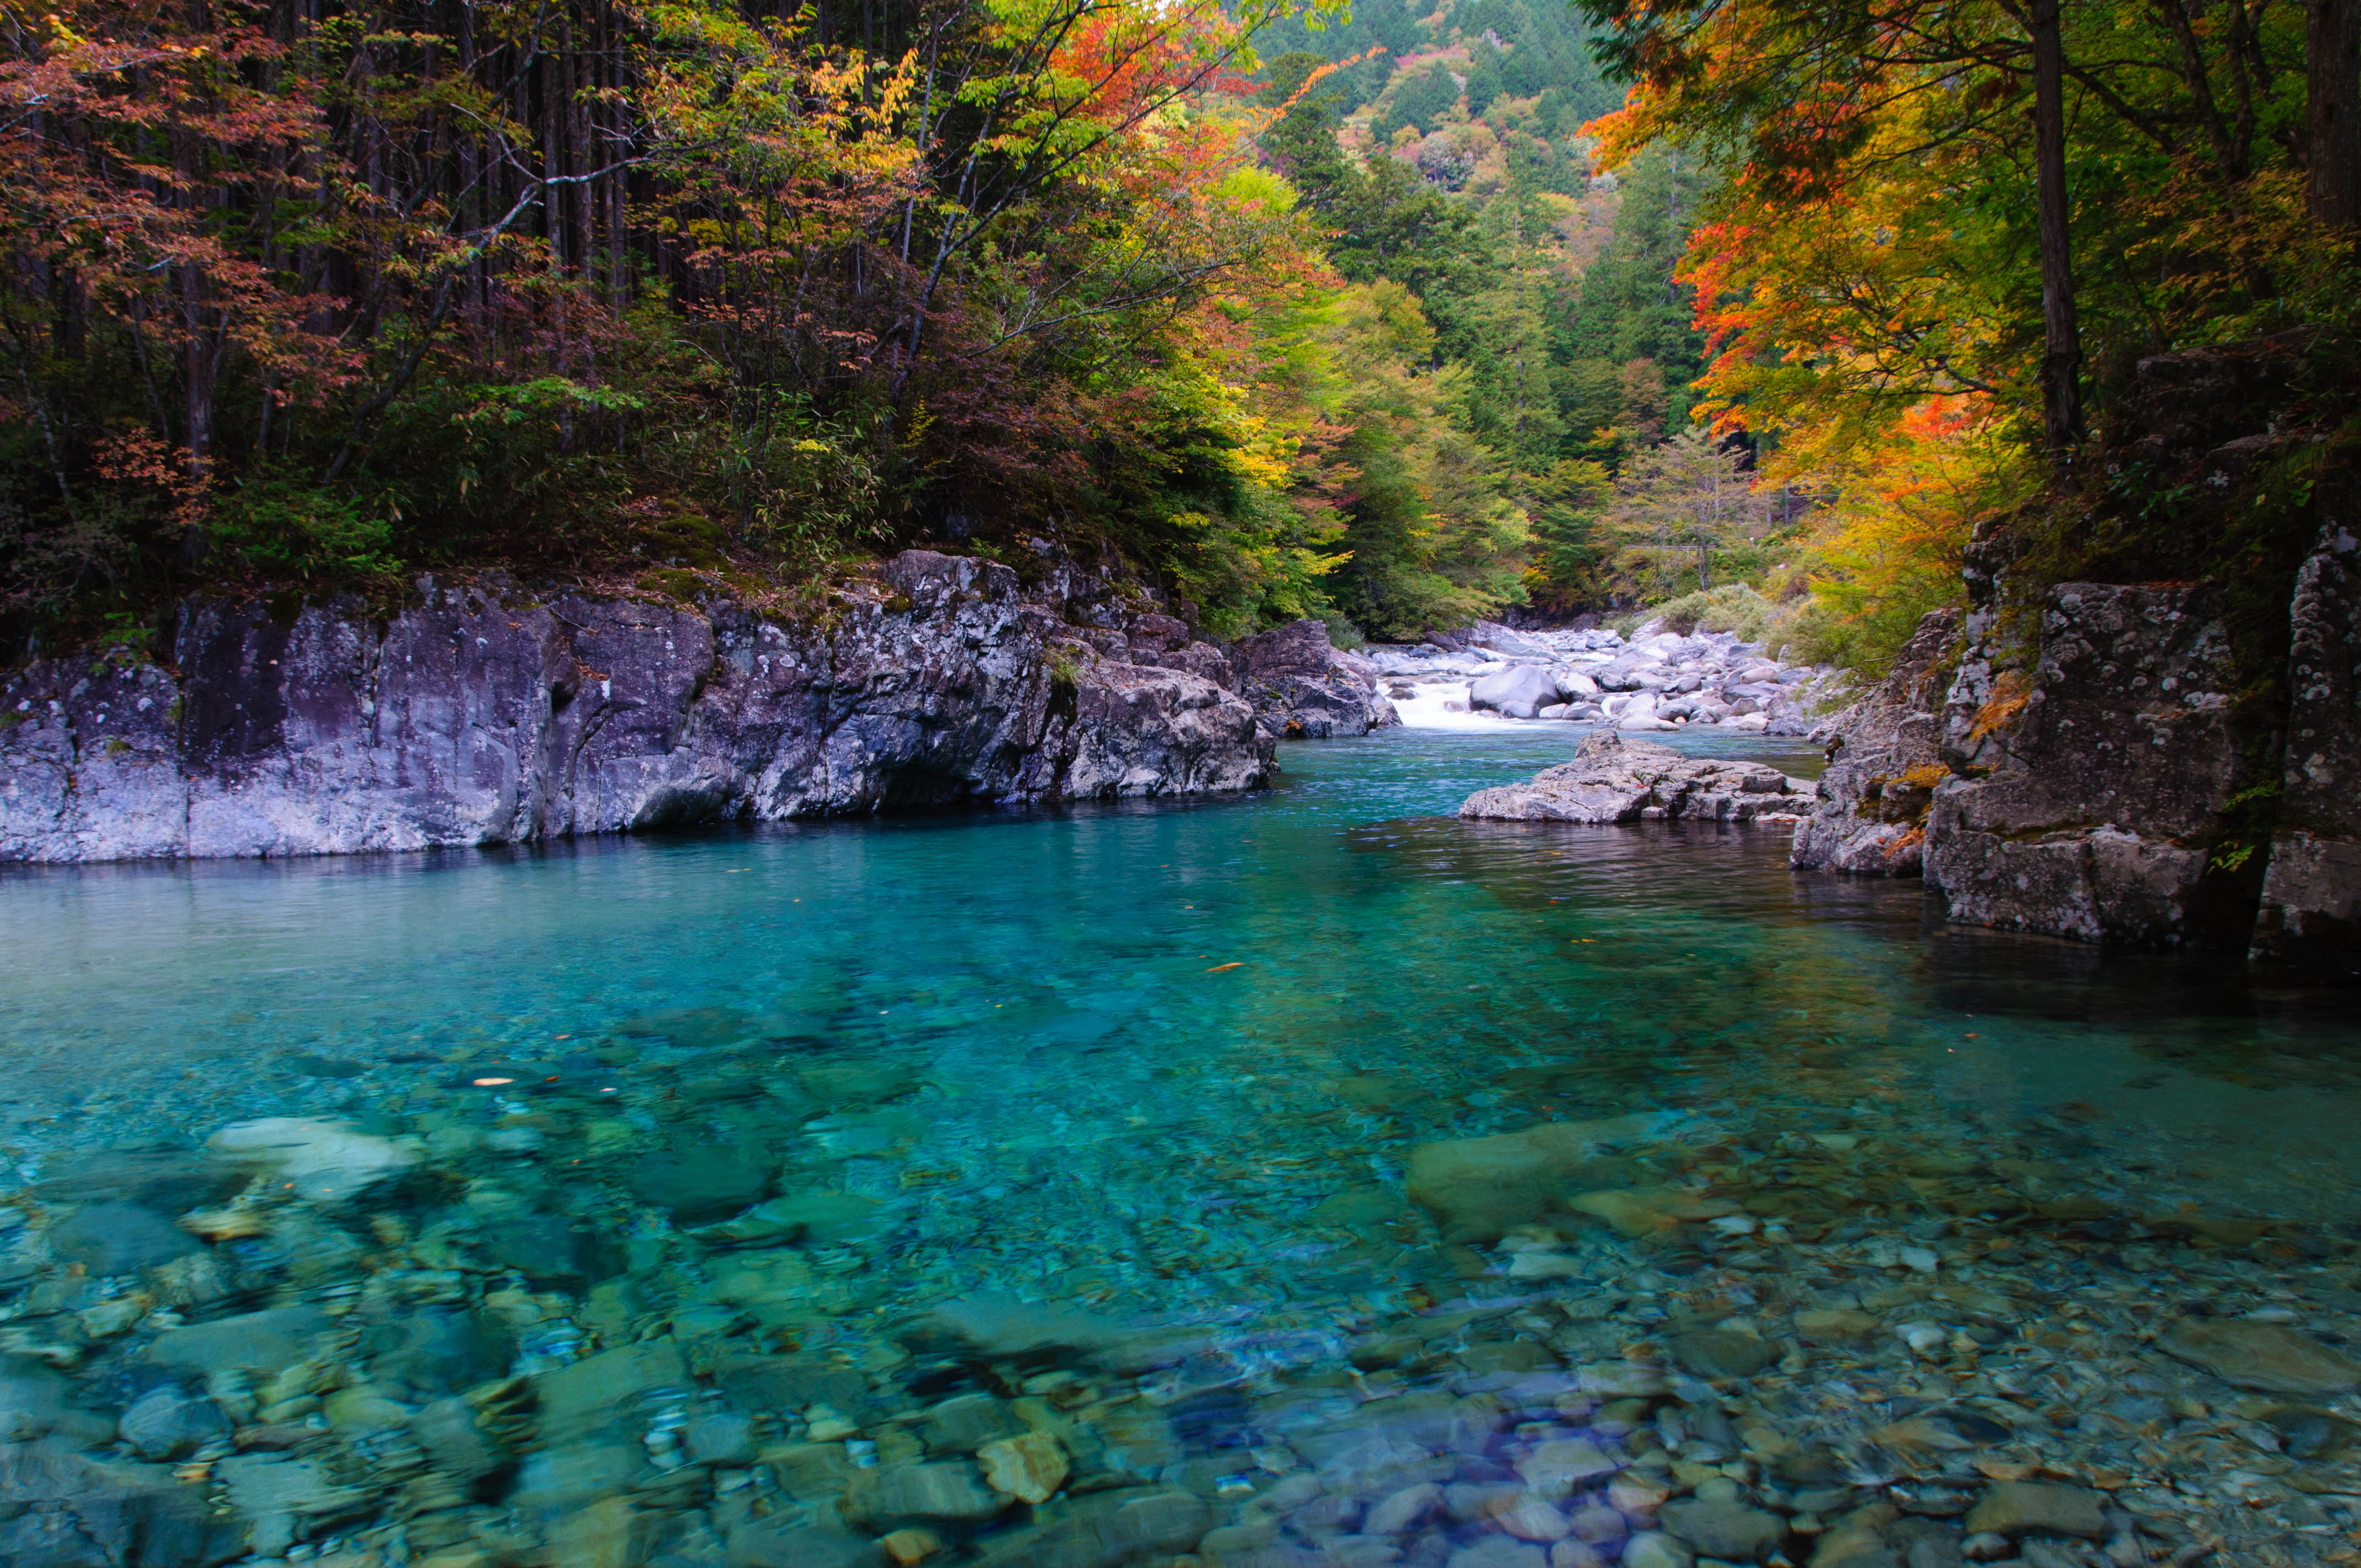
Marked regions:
[1458,731,1812,824]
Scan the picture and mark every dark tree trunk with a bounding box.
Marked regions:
[2309,0,2361,226]
[2031,0,2085,459]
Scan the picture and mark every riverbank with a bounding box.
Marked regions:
[0,552,1394,864]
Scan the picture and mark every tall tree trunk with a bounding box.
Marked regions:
[2309,0,2361,226]
[2031,0,2085,459]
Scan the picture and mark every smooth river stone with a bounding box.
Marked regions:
[1962,1481,2107,1539]
[623,1145,773,1221]
[46,1202,199,1273]
[2157,1319,2361,1395]
[1405,1114,1668,1243]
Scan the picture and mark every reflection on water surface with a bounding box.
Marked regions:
[2,726,2357,1568]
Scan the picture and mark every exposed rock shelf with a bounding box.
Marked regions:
[1458,731,1813,825]
[0,552,1394,863]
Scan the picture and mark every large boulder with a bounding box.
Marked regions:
[1459,731,1809,824]
[1468,665,1564,719]
[1230,619,1399,738]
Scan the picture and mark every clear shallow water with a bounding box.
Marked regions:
[4,725,2360,1566]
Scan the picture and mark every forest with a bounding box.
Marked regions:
[2,0,2356,666]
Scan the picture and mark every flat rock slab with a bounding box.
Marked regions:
[1459,731,1808,824]
[2157,1317,2361,1395]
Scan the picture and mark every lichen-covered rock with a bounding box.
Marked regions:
[2252,521,2361,967]
[1921,582,2260,947]
[0,550,1279,862]
[1457,731,1809,825]
[1231,618,1399,738]
[1791,608,1959,876]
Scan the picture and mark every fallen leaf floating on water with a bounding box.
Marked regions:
[1205,962,1244,972]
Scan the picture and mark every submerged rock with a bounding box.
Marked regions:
[1405,1114,1666,1242]
[206,1117,419,1201]
[2157,1317,2361,1395]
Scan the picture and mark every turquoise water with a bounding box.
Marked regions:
[7,727,2359,1297]
[4,726,2360,1565]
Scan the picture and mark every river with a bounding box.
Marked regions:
[2,723,2357,1566]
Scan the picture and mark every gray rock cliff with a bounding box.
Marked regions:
[1790,607,1960,876]
[1230,618,1399,738]
[1,550,1290,862]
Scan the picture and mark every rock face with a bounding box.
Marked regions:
[1922,582,2257,946]
[2252,522,2361,964]
[1458,731,1811,825]
[1229,618,1399,738]
[1802,558,2360,962]
[1,551,1289,862]
[1791,609,1960,876]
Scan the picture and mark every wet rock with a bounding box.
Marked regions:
[0,1436,244,1567]
[540,1343,689,1445]
[624,1145,775,1222]
[411,1395,515,1484]
[45,1202,201,1273]
[1449,1540,1546,1568]
[1565,1186,1737,1238]
[1796,1310,1879,1344]
[684,1412,758,1466]
[978,1430,1068,1502]
[701,1191,890,1248]
[1516,1438,1619,1499]
[1405,1114,1667,1243]
[118,1385,229,1460]
[972,1489,1213,1568]
[148,1306,331,1376]
[1658,1496,1783,1559]
[31,1147,231,1210]
[2257,1403,2358,1460]
[361,1308,515,1397]
[1619,1533,1694,1568]
[921,1391,1018,1453]
[1960,1483,2106,1539]
[1669,1330,1776,1381]
[1367,1480,1444,1534]
[2156,1318,2360,1395]
[0,1362,111,1445]
[845,1461,1005,1525]
[512,1441,649,1510]
[551,1495,658,1568]
[1460,733,1804,825]
[726,1518,883,1568]
[216,1451,368,1539]
[206,1117,420,1201]
[898,1292,1121,1362]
